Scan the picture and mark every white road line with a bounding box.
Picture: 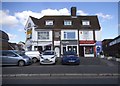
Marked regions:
[1,73,120,77]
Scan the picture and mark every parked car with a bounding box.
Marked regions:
[0,50,32,66]
[40,50,57,64]
[25,51,40,63]
[61,51,80,65]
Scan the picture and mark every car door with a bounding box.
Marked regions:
[2,51,8,65]
[4,51,19,65]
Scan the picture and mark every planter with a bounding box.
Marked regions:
[100,55,104,58]
[116,58,120,62]
[107,56,113,60]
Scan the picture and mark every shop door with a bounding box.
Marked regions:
[55,47,60,57]
[79,46,84,57]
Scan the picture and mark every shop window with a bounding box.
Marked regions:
[64,20,72,25]
[38,31,49,40]
[44,46,51,51]
[67,46,77,54]
[73,46,77,54]
[63,47,66,54]
[64,32,75,39]
[85,47,94,54]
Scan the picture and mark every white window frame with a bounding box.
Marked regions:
[38,31,49,40]
[45,20,53,25]
[82,20,90,25]
[64,31,75,40]
[64,20,72,25]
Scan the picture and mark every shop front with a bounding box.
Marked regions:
[79,40,95,57]
[32,41,52,52]
[61,40,78,55]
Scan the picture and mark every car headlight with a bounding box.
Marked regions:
[51,56,55,59]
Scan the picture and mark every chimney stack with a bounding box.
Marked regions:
[71,7,76,16]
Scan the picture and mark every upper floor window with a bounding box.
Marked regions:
[64,20,72,25]
[45,20,53,25]
[38,31,49,40]
[82,20,90,25]
[54,32,60,38]
[27,23,31,28]
[64,31,75,39]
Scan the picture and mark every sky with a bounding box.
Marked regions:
[1,2,119,43]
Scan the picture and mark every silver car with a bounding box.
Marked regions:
[0,50,32,66]
[40,50,57,64]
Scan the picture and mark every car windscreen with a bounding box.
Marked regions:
[14,51,25,56]
[43,52,54,55]
[64,51,77,56]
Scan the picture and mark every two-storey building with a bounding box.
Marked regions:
[25,7,101,57]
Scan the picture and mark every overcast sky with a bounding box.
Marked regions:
[1,2,119,43]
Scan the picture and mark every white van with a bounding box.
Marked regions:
[25,51,40,63]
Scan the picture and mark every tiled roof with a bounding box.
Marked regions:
[30,15,100,30]
[0,30,9,40]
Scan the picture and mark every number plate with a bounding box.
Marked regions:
[69,60,75,62]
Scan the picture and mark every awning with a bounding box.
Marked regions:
[34,42,52,46]
[79,40,95,46]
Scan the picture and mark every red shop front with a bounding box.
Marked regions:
[79,40,96,57]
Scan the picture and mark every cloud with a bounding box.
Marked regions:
[95,13,112,20]
[18,28,25,32]
[1,8,113,28]
[7,33,17,42]
[77,10,88,15]
[0,10,19,27]
[15,8,70,26]
[41,8,70,16]
[15,10,41,26]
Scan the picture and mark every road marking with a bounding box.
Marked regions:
[1,73,120,77]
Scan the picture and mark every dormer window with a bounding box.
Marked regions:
[82,20,90,25]
[45,20,53,25]
[64,20,72,25]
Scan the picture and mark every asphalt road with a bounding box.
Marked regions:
[1,57,120,85]
[2,75,119,84]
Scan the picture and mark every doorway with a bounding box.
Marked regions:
[79,46,84,57]
[55,47,60,57]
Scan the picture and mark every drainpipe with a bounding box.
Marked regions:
[93,30,96,57]
[78,29,80,57]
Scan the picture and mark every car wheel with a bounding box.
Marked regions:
[53,62,56,65]
[32,58,37,63]
[18,61,25,66]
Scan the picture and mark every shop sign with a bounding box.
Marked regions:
[62,40,77,45]
[80,40,95,44]
[79,31,93,40]
[62,41,69,44]
[27,28,32,39]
